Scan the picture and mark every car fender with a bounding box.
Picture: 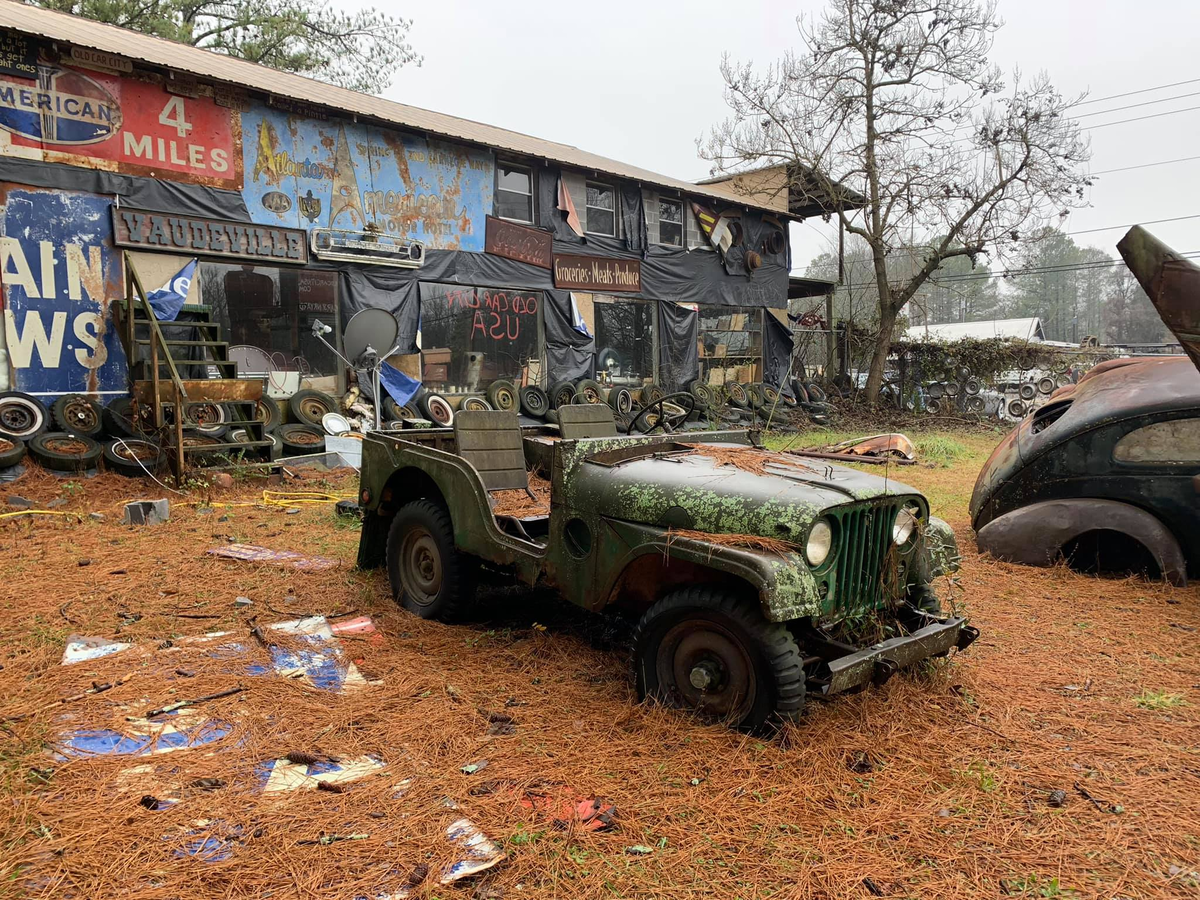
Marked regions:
[924,516,961,578]
[975,498,1187,586]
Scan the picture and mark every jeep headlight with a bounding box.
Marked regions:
[892,503,921,545]
[806,518,833,566]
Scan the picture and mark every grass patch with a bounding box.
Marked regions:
[913,435,967,467]
[1133,689,1187,711]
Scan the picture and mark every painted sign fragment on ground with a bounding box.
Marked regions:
[206,542,340,571]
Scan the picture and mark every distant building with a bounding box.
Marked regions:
[904,317,1046,343]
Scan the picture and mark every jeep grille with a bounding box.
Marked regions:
[827,500,905,613]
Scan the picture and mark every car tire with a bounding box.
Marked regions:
[102,397,150,439]
[575,378,604,404]
[633,587,806,733]
[103,438,165,477]
[182,401,229,438]
[387,499,475,620]
[519,385,550,418]
[28,432,103,472]
[486,379,518,412]
[420,392,455,426]
[549,380,577,410]
[289,389,339,426]
[605,387,633,414]
[639,381,665,406]
[254,396,283,432]
[804,383,827,403]
[51,394,104,438]
[0,391,50,441]
[789,379,809,404]
[727,382,751,409]
[544,409,560,426]
[0,436,27,468]
[278,423,326,455]
[461,396,491,412]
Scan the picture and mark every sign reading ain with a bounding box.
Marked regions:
[0,64,237,187]
[0,188,128,397]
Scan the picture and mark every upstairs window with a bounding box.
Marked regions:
[586,182,616,236]
[658,197,683,246]
[496,163,534,222]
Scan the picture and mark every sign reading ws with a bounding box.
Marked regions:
[0,63,237,187]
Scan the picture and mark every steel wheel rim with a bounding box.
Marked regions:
[0,400,39,436]
[299,396,330,420]
[63,398,99,430]
[427,398,453,425]
[255,400,275,426]
[657,620,755,721]
[494,387,515,409]
[400,527,442,606]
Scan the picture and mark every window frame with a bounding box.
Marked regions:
[658,195,684,247]
[585,181,618,237]
[496,161,535,224]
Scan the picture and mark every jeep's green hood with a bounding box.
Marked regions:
[567,443,921,538]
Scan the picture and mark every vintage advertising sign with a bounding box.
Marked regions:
[553,253,641,293]
[485,216,552,269]
[241,103,494,250]
[0,63,238,187]
[0,187,128,397]
[111,207,308,265]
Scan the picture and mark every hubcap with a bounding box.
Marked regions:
[401,528,442,606]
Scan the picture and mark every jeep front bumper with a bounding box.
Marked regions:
[823,616,979,695]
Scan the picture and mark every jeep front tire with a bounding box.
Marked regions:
[633,588,806,732]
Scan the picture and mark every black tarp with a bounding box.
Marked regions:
[537,166,582,243]
[543,290,596,383]
[762,312,795,387]
[0,157,251,221]
[621,184,647,254]
[719,208,788,278]
[656,301,699,391]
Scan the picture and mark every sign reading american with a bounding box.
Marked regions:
[0,64,237,187]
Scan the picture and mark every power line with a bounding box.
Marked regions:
[1074,89,1200,119]
[1066,213,1200,235]
[1090,154,1200,175]
[1086,103,1200,130]
[1067,77,1200,109]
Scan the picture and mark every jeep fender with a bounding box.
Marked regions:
[975,498,1187,586]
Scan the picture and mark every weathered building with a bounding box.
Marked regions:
[0,4,837,406]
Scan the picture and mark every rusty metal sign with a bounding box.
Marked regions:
[553,253,641,293]
[485,216,553,270]
[112,207,308,265]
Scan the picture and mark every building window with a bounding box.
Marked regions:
[496,163,534,223]
[594,296,654,387]
[658,197,683,246]
[586,182,616,236]
[697,306,763,387]
[418,283,541,391]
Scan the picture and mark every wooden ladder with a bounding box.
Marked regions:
[114,252,273,481]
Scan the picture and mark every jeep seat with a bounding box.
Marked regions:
[557,403,618,439]
[453,409,549,541]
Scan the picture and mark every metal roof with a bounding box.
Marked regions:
[904,317,1046,343]
[0,3,793,217]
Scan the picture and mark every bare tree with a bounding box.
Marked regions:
[702,0,1091,399]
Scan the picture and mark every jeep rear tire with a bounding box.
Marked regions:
[633,588,806,732]
[387,499,475,620]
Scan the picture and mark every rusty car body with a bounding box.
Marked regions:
[357,401,976,731]
[971,226,1200,586]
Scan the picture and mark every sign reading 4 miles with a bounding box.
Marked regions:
[0,63,238,188]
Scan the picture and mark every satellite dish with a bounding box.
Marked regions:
[321,412,351,435]
[343,308,400,365]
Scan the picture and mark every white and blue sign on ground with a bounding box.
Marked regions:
[0,187,128,398]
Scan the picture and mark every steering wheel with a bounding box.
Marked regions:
[630,391,696,434]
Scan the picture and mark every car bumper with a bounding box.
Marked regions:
[823,616,979,695]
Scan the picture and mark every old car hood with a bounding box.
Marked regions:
[1118,225,1200,374]
[574,444,921,538]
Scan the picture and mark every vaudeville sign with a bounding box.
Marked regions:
[111,208,309,265]
[553,253,641,293]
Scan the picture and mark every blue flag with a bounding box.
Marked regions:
[569,292,591,337]
[379,361,422,409]
[146,258,198,321]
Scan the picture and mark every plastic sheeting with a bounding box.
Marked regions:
[656,301,699,391]
[0,156,251,221]
[543,289,596,383]
[762,313,795,387]
[538,166,582,243]
[621,184,647,255]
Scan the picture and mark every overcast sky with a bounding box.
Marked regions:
[377,0,1200,274]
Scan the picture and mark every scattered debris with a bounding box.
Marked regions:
[516,788,617,832]
[461,760,489,775]
[625,845,654,855]
[233,596,253,608]
[76,558,90,567]
[1048,789,1067,807]
[46,498,68,509]
[7,495,33,508]
[297,832,370,846]
[144,686,244,719]
[1074,781,1123,814]
[206,543,339,571]
[88,512,104,521]
[440,819,504,884]
[335,499,361,518]
[122,499,170,526]
[862,877,886,896]
[826,433,917,460]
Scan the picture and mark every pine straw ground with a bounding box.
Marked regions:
[0,431,1197,900]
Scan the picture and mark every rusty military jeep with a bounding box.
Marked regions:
[357,402,976,730]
